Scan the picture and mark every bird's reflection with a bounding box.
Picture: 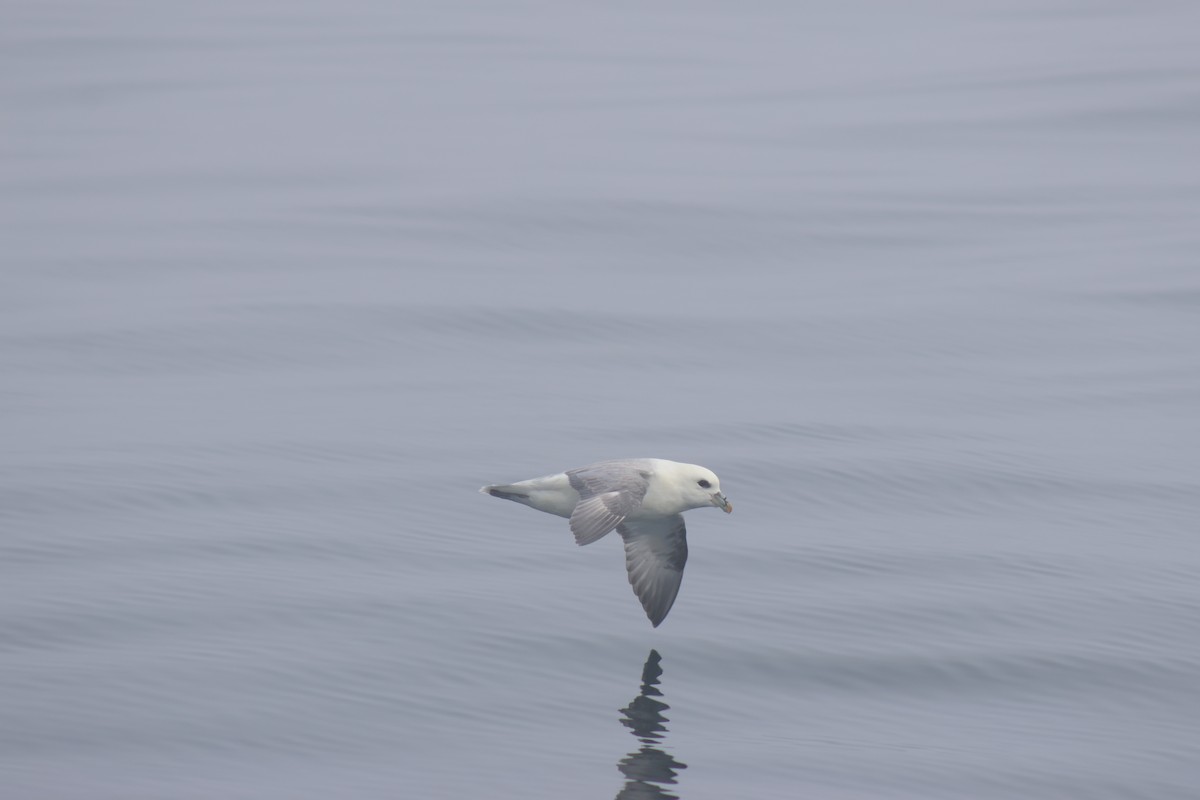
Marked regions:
[615,650,687,799]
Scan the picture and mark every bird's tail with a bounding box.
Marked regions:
[479,484,531,503]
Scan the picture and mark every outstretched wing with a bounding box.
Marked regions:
[618,515,688,627]
[566,461,652,545]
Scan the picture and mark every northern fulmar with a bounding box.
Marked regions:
[481,458,733,626]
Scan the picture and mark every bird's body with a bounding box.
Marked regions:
[480,458,732,626]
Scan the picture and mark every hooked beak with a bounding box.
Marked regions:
[713,492,732,513]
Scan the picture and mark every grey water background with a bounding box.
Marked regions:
[3,1,1200,797]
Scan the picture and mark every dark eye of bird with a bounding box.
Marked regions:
[698,479,711,488]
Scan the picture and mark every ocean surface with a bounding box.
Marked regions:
[3,1,1200,797]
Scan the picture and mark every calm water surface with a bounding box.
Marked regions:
[3,1,1200,797]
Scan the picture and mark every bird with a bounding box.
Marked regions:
[480,458,733,626]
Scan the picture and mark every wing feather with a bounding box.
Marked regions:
[618,515,688,627]
[566,461,652,545]
[570,493,627,545]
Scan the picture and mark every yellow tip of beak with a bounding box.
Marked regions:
[722,502,733,513]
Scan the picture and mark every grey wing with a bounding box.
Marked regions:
[566,461,652,545]
[618,515,688,627]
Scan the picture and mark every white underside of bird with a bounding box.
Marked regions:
[480,458,732,627]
